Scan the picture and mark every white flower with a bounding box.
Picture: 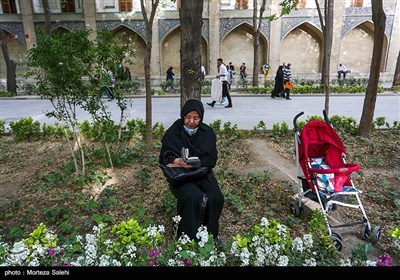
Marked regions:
[365,260,377,266]
[339,258,352,266]
[277,255,289,266]
[260,217,269,227]
[158,225,165,233]
[167,259,176,266]
[292,237,304,253]
[172,215,182,224]
[303,258,317,266]
[195,226,209,245]
[178,234,190,245]
[146,225,158,237]
[277,224,288,236]
[99,254,111,266]
[302,234,314,248]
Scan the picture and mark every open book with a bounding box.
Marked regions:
[181,147,201,168]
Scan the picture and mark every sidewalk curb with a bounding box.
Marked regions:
[1,91,398,100]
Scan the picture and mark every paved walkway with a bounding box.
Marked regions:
[1,93,399,129]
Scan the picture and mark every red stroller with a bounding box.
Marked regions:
[290,111,381,251]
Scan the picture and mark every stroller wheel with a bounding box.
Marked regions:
[331,234,343,252]
[331,231,343,242]
[360,224,370,240]
[331,203,339,211]
[371,226,381,244]
[289,200,301,217]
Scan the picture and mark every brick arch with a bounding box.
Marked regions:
[220,19,270,43]
[0,28,27,77]
[221,22,268,76]
[1,27,25,45]
[160,26,208,76]
[51,26,70,34]
[111,25,146,77]
[339,21,388,72]
[281,18,321,40]
[281,22,323,74]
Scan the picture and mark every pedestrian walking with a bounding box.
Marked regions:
[207,58,233,108]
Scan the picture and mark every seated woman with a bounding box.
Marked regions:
[159,99,224,243]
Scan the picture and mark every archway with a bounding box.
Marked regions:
[113,25,146,77]
[339,21,387,72]
[280,22,322,74]
[0,29,27,79]
[52,26,70,34]
[220,23,267,75]
[161,27,208,76]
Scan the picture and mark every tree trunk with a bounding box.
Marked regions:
[42,0,52,35]
[323,0,333,117]
[141,0,159,150]
[359,1,386,137]
[252,0,266,87]
[393,49,400,86]
[0,28,17,94]
[315,0,333,116]
[178,0,203,108]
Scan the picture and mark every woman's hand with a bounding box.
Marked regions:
[167,157,193,169]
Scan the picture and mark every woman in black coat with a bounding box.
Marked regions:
[159,99,224,242]
[166,66,174,81]
[271,65,284,98]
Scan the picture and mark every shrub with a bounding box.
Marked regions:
[9,117,41,141]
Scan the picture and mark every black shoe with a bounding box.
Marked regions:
[271,95,275,98]
[225,104,233,108]
[286,98,292,100]
[214,236,224,248]
[207,102,215,108]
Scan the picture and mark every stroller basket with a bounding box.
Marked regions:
[289,111,381,251]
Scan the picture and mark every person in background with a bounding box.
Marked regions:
[166,66,175,89]
[166,66,175,82]
[201,65,206,80]
[98,68,115,101]
[159,99,224,244]
[271,64,284,98]
[338,63,349,79]
[239,62,247,79]
[124,66,131,80]
[227,62,235,90]
[207,58,233,108]
[281,63,292,100]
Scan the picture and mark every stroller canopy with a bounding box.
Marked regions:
[300,120,347,169]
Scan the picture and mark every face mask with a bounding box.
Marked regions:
[184,125,198,136]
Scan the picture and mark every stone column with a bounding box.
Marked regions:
[83,0,97,41]
[331,0,346,73]
[208,0,220,76]
[18,0,36,49]
[268,0,282,72]
[386,1,400,72]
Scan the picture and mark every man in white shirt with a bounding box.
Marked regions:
[338,63,349,79]
[201,65,206,80]
[207,58,233,108]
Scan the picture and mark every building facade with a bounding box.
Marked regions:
[1,0,399,86]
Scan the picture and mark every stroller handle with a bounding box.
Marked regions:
[293,111,304,132]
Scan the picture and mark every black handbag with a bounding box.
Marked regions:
[159,164,209,186]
